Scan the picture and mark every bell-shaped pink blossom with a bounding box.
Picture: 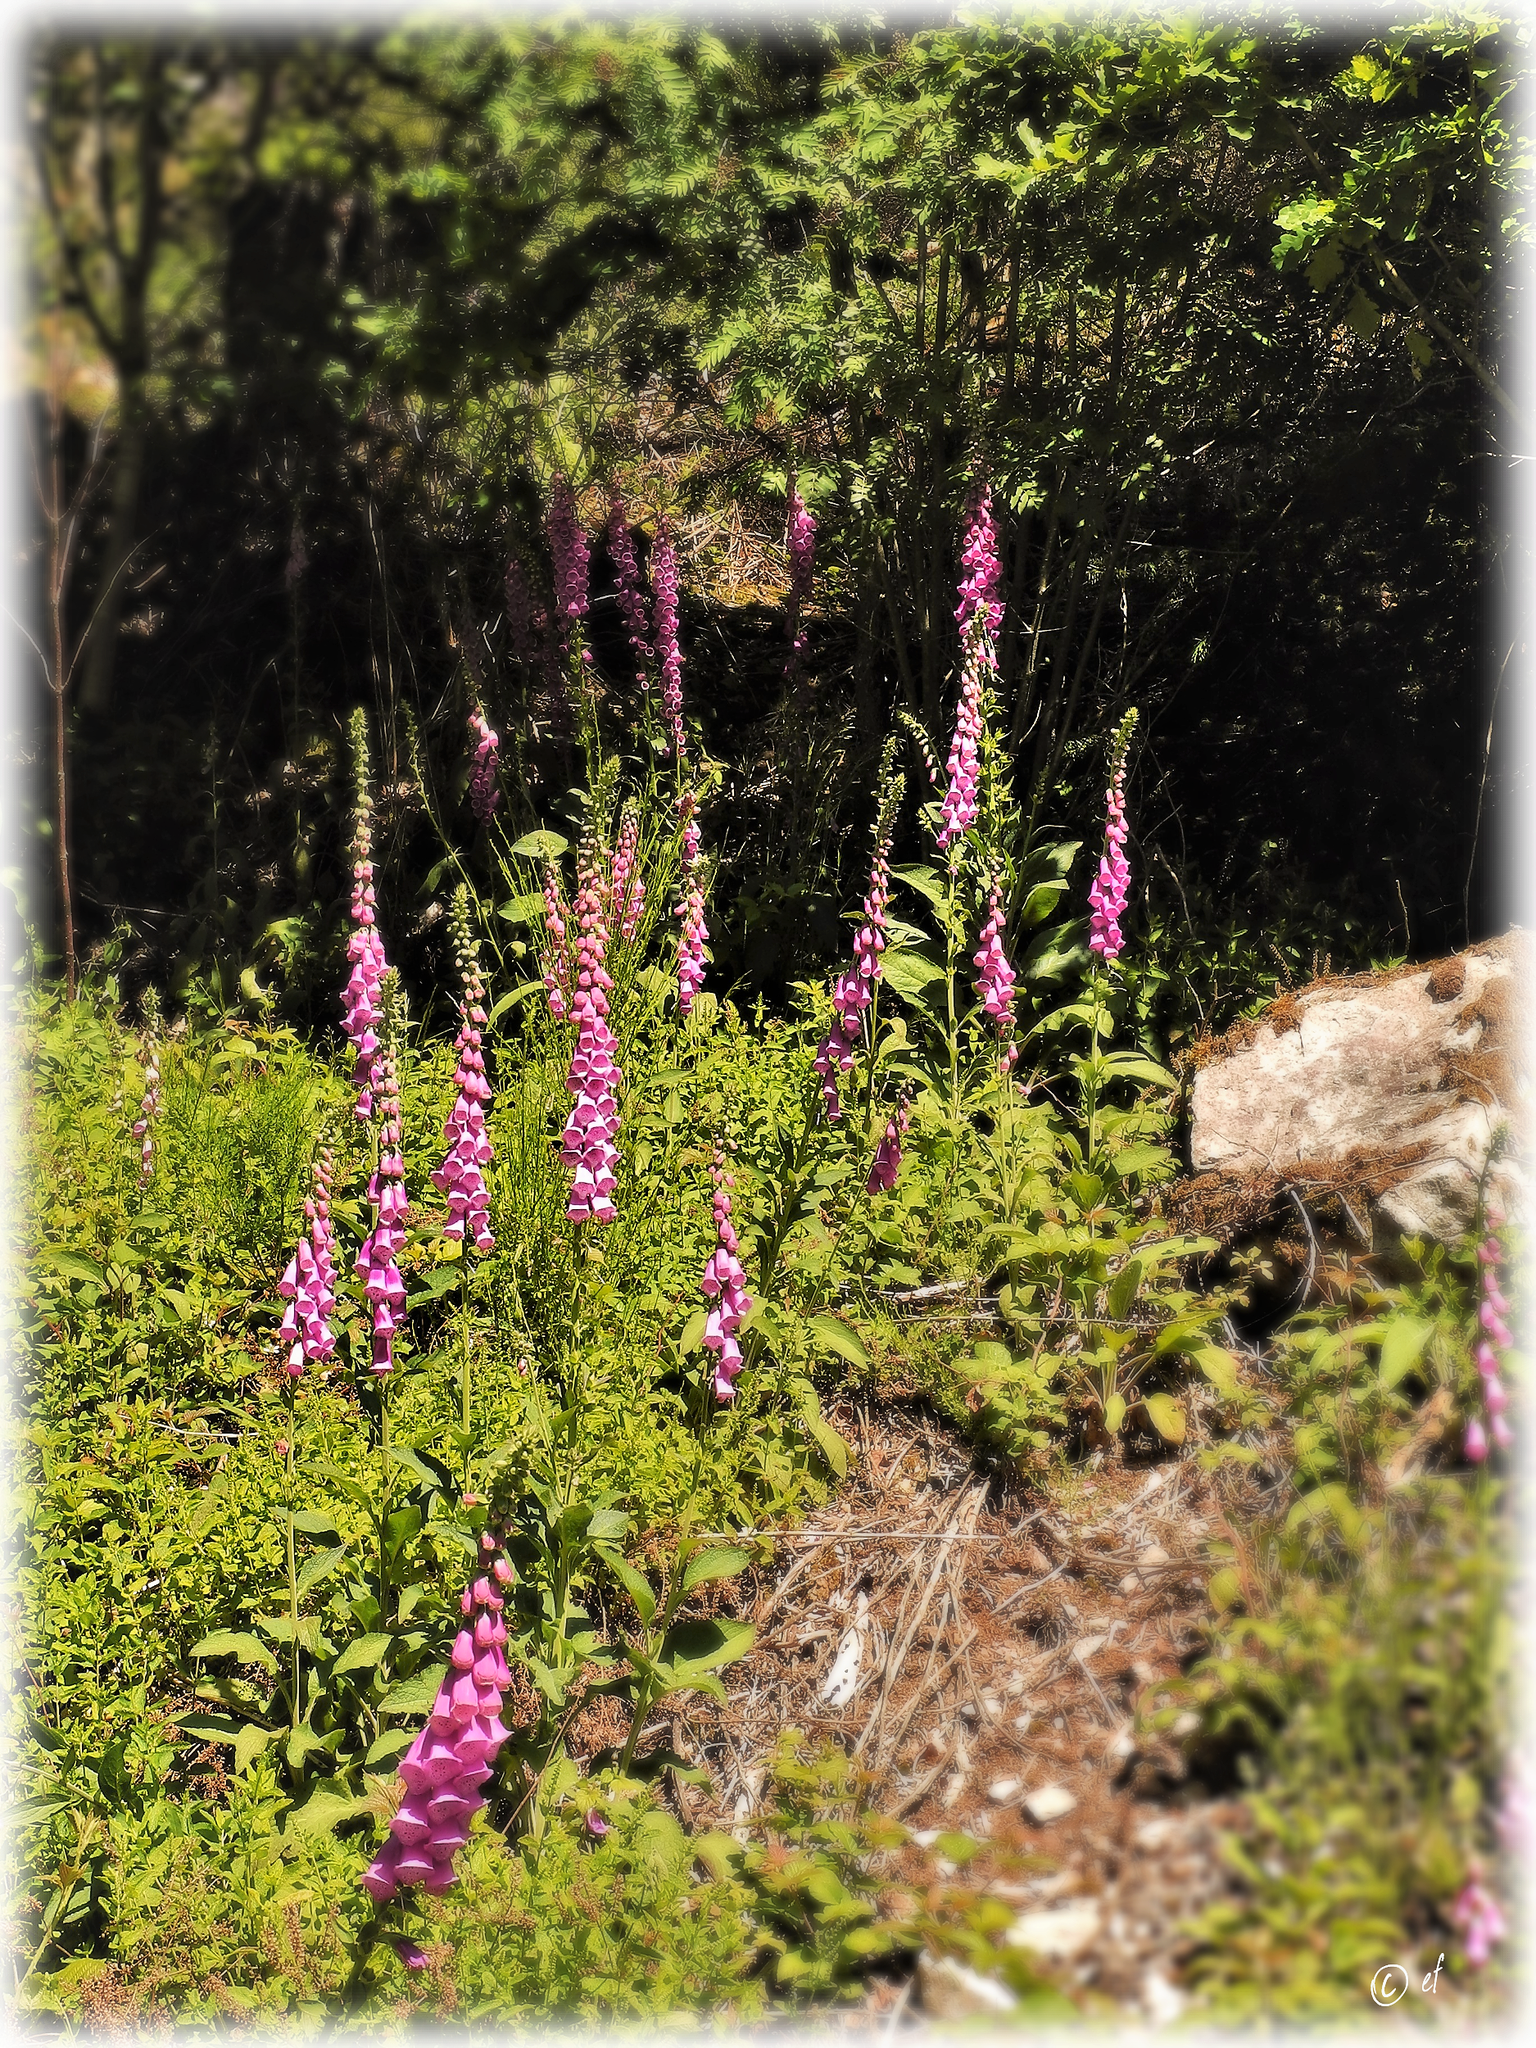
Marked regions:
[1450,1869,1507,1967]
[973,883,1019,1074]
[867,1096,913,1195]
[277,1150,337,1376]
[700,1153,752,1402]
[132,1036,161,1183]
[954,480,1003,641]
[541,863,573,1022]
[1465,1222,1515,1460]
[343,762,389,1121]
[560,862,622,1224]
[363,1550,515,1903]
[815,820,893,1119]
[356,1051,407,1374]
[674,788,708,1013]
[936,646,985,851]
[467,707,501,822]
[432,907,495,1256]
[609,806,646,943]
[653,519,685,758]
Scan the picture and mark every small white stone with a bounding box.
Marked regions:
[1134,1815,1179,1851]
[916,1952,1018,2020]
[1143,1967,1187,2026]
[1011,1710,1034,1734]
[987,1776,1022,1803]
[940,1771,967,1808]
[1023,1783,1078,1824]
[1105,1725,1136,1762]
[1138,1545,1171,1569]
[911,1828,942,1848]
[1119,1573,1141,1595]
[1072,1634,1107,1663]
[1172,1710,1200,1738]
[1005,1899,1101,1961]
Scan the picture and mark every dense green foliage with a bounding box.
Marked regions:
[9,6,1520,2030]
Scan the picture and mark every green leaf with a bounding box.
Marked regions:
[1106,1259,1142,1321]
[331,1633,392,1677]
[44,1250,106,1287]
[508,830,568,860]
[681,1545,751,1595]
[365,1729,413,1769]
[287,1782,369,1836]
[1208,1566,1244,1612]
[808,1313,870,1368]
[632,1809,690,1877]
[880,947,945,998]
[496,891,545,926]
[296,1545,348,1597]
[190,1630,278,1674]
[803,1414,850,1478]
[1143,1393,1187,1444]
[1104,1392,1127,1434]
[597,1548,657,1627]
[1378,1316,1433,1389]
[290,1511,341,1539]
[1190,1345,1240,1396]
[379,1664,446,1715]
[660,1616,755,1676]
[679,1306,707,1355]
[889,863,947,909]
[177,1712,246,1745]
[234,1723,278,1773]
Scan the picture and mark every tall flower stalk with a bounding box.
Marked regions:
[357,1032,407,1376]
[609,804,645,943]
[815,738,901,1122]
[784,471,816,686]
[1083,708,1138,1167]
[675,788,708,1014]
[653,518,685,760]
[364,1545,515,1902]
[608,494,652,695]
[343,713,388,1123]
[467,708,501,823]
[973,878,1019,1076]
[701,1149,752,1403]
[434,890,495,1473]
[541,863,573,1022]
[560,854,621,1224]
[277,1149,337,1377]
[1466,1201,1513,1461]
[131,987,162,1185]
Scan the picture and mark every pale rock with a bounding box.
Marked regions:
[987,1776,1023,1803]
[1138,1545,1170,1569]
[1143,1967,1187,2025]
[916,1952,1018,2020]
[1189,934,1527,1243]
[1023,1783,1077,1824]
[1005,1899,1102,1961]
[1119,1573,1141,1595]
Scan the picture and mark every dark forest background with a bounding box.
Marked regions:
[12,9,1521,1046]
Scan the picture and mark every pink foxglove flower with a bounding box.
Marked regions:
[560,862,622,1224]
[610,805,645,943]
[548,476,591,652]
[973,882,1019,1073]
[467,708,501,822]
[1468,1222,1515,1457]
[608,496,652,691]
[815,774,898,1119]
[936,646,985,852]
[674,789,707,1014]
[356,1047,407,1374]
[1449,1868,1507,1967]
[343,726,389,1120]
[131,1031,161,1184]
[584,1809,610,1839]
[1089,713,1136,965]
[954,479,1003,641]
[653,519,685,758]
[432,897,495,1256]
[363,1552,515,1902]
[785,472,816,682]
[541,863,573,1022]
[700,1151,752,1402]
[867,1096,913,1195]
[278,1150,337,1376]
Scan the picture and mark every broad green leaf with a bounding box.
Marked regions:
[1190,1345,1240,1396]
[679,1306,707,1356]
[597,1548,657,1627]
[660,1616,755,1674]
[1143,1393,1187,1444]
[44,1250,106,1287]
[234,1723,277,1773]
[808,1313,870,1367]
[379,1664,446,1715]
[177,1712,246,1744]
[1106,1259,1142,1321]
[331,1633,392,1677]
[880,947,945,998]
[681,1545,751,1595]
[1208,1566,1244,1612]
[632,1809,690,1877]
[287,1782,369,1836]
[190,1631,278,1674]
[1378,1316,1433,1389]
[508,830,568,860]
[290,1511,341,1539]
[804,1415,849,1478]
[889,863,947,909]
[1104,1392,1127,1434]
[296,1546,347,1597]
